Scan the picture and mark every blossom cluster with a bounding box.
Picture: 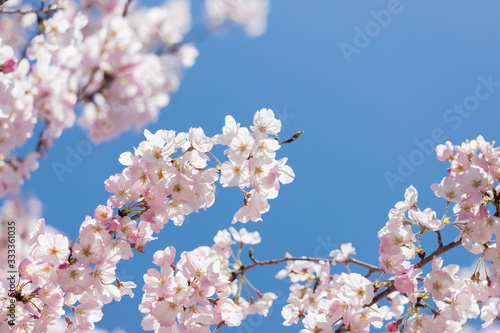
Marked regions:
[0,109,294,331]
[276,247,386,333]
[0,0,270,197]
[140,227,277,332]
[274,136,500,332]
[2,216,136,332]
[106,108,294,240]
[4,134,500,332]
[0,198,121,332]
[375,136,500,331]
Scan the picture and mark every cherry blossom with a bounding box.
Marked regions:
[0,0,272,198]
[31,233,70,267]
[0,110,297,331]
[3,76,500,333]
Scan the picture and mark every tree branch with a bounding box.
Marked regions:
[123,0,133,16]
[436,230,443,247]
[368,238,463,306]
[230,250,382,281]
[279,131,303,145]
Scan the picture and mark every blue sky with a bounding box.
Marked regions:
[10,0,500,331]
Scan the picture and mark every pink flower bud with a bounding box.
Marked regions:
[128,229,141,243]
[395,273,413,294]
[107,218,120,231]
[436,141,454,161]
[1,58,17,74]
[94,205,113,223]
[386,321,398,332]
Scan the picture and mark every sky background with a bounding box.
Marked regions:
[7,0,500,332]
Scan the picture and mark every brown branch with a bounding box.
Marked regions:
[436,230,443,248]
[279,131,303,145]
[76,67,99,100]
[230,251,381,282]
[414,238,462,270]
[123,0,133,16]
[369,284,397,306]
[344,257,382,273]
[494,194,500,218]
[335,325,347,333]
[34,123,49,155]
[368,238,463,306]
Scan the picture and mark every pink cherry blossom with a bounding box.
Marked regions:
[431,176,463,202]
[394,185,418,213]
[330,242,356,263]
[94,205,113,223]
[228,227,261,244]
[394,266,421,303]
[31,233,70,268]
[436,141,454,161]
[424,257,457,301]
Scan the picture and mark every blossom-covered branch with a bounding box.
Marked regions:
[369,237,463,307]
[3,117,500,332]
[273,136,500,332]
[0,0,270,197]
[0,109,297,331]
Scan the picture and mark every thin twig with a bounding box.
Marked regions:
[123,0,133,16]
[436,230,443,248]
[494,191,500,218]
[231,251,381,281]
[207,151,222,166]
[368,238,463,306]
[279,131,303,145]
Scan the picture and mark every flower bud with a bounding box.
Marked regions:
[1,58,17,74]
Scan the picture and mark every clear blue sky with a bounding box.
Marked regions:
[12,1,500,331]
